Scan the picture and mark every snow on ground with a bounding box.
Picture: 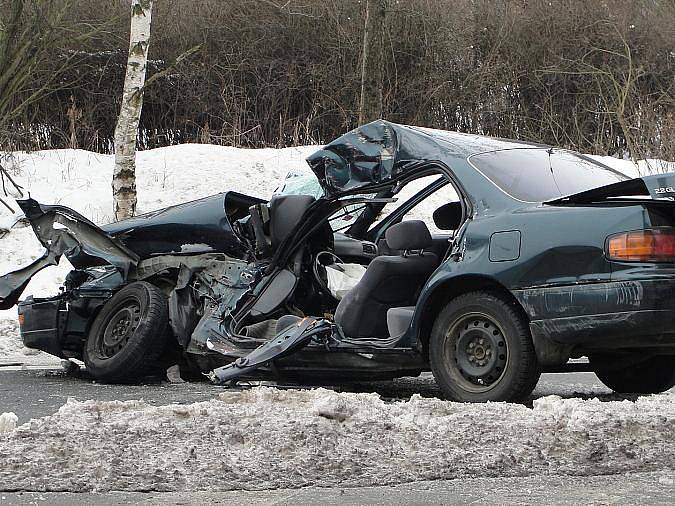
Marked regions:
[0,144,673,364]
[0,387,674,492]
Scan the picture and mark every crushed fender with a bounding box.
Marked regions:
[0,199,139,309]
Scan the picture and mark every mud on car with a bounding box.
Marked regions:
[2,120,675,402]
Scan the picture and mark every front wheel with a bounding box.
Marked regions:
[429,291,540,402]
[590,353,675,394]
[83,281,168,383]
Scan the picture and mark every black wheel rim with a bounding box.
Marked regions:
[97,298,142,358]
[447,312,508,392]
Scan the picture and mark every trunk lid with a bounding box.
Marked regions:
[544,174,675,205]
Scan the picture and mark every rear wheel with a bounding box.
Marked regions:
[429,291,540,402]
[83,281,168,383]
[590,353,675,394]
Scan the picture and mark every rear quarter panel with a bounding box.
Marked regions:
[443,203,649,288]
[406,202,653,348]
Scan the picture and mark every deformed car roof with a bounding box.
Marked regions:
[306,120,541,196]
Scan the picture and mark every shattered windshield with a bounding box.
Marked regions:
[468,148,629,202]
[274,170,324,199]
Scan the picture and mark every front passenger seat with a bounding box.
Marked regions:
[334,220,438,338]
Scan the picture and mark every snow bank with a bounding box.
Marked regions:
[1,387,674,492]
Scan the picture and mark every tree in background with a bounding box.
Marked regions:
[0,0,109,150]
[359,0,388,124]
[3,0,674,162]
[113,0,153,221]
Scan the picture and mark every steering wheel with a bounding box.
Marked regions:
[313,251,344,296]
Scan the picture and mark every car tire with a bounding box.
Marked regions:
[590,353,675,394]
[429,291,540,402]
[83,281,168,383]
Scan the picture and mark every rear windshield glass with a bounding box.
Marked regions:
[468,148,628,202]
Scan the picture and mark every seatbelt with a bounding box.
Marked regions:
[248,203,271,257]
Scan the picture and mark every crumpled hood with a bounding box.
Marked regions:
[19,199,140,271]
[101,192,261,260]
[0,199,139,309]
[0,191,262,310]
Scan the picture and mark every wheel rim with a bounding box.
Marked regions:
[97,298,142,358]
[447,312,508,392]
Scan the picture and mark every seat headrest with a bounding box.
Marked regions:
[385,220,432,251]
[433,202,462,230]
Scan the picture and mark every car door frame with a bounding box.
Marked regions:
[365,172,467,259]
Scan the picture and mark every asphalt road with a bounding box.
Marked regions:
[0,367,633,424]
[1,471,674,505]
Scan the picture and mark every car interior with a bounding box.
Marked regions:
[234,173,465,342]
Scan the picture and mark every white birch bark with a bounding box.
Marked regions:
[112,0,153,221]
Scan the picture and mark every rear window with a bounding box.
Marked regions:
[468,148,628,202]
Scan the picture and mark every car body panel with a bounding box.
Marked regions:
[0,199,139,309]
[103,191,264,259]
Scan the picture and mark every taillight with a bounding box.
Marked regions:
[18,314,24,327]
[606,228,675,262]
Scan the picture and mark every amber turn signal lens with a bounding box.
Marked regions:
[607,228,675,262]
[18,314,25,326]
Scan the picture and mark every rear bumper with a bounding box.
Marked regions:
[515,279,675,350]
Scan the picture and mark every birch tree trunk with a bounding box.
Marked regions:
[112,0,153,221]
[359,0,388,125]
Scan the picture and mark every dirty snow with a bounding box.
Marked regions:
[0,387,674,492]
[0,412,17,434]
[0,145,673,364]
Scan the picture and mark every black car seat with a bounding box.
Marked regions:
[268,194,316,248]
[333,220,439,338]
